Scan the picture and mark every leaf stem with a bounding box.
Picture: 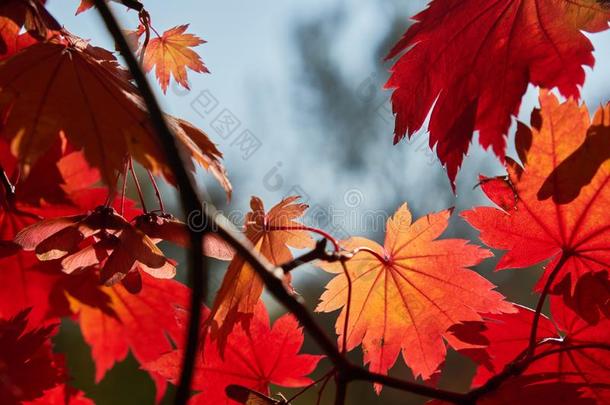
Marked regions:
[527,252,570,357]
[267,225,340,252]
[529,342,610,363]
[284,370,335,403]
[0,165,15,207]
[340,260,352,355]
[351,246,388,263]
[128,157,148,213]
[281,239,332,273]
[316,372,333,405]
[466,340,610,402]
[147,169,165,212]
[120,158,129,216]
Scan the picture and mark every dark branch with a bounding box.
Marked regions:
[281,239,343,273]
[528,252,570,356]
[349,366,469,404]
[94,3,476,405]
[334,372,348,405]
[93,3,208,404]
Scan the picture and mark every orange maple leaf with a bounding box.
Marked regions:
[385,0,610,189]
[463,91,610,322]
[143,24,209,93]
[317,203,513,385]
[208,196,314,349]
[0,37,230,196]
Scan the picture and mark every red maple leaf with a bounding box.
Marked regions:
[385,0,610,188]
[70,274,190,402]
[0,35,231,195]
[462,91,610,321]
[0,309,63,405]
[24,385,94,405]
[449,305,557,387]
[148,300,323,405]
[452,301,610,403]
[0,143,102,323]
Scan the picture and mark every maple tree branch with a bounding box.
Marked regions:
[93,3,209,404]
[118,0,143,11]
[527,252,570,357]
[529,342,610,363]
[281,239,333,273]
[348,367,469,403]
[466,341,610,402]
[334,373,348,405]
[94,4,477,405]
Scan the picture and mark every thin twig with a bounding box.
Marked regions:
[529,342,610,363]
[128,157,148,213]
[316,373,333,405]
[527,252,570,357]
[147,169,165,212]
[138,9,150,65]
[267,225,341,252]
[120,158,129,216]
[285,370,335,404]
[340,260,352,355]
[0,165,15,206]
[466,341,610,402]
[352,246,388,263]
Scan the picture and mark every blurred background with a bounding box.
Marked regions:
[49,1,610,404]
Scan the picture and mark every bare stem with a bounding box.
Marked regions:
[467,341,610,402]
[285,370,335,404]
[340,260,352,355]
[0,165,15,207]
[334,374,348,405]
[282,239,332,273]
[147,169,165,212]
[120,158,129,216]
[529,342,610,363]
[352,246,388,263]
[267,225,341,252]
[527,252,570,357]
[129,157,148,213]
